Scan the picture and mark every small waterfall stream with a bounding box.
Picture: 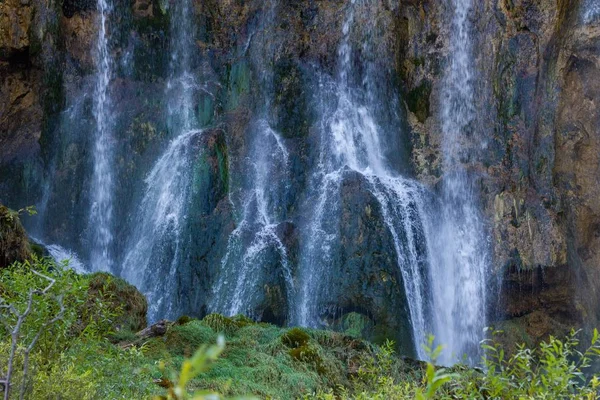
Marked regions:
[430,0,488,364]
[121,0,205,321]
[88,0,114,272]
[210,0,295,319]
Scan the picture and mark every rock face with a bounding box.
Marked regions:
[1,0,600,353]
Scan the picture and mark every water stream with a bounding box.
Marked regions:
[88,0,114,272]
[210,0,295,319]
[430,0,488,364]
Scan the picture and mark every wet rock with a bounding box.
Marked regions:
[60,13,97,71]
[0,0,33,61]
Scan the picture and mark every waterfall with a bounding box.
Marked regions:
[210,1,295,319]
[122,129,201,321]
[295,1,431,359]
[210,119,293,317]
[121,0,204,321]
[88,0,114,272]
[430,0,488,364]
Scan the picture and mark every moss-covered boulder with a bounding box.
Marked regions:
[0,204,32,269]
[86,272,148,332]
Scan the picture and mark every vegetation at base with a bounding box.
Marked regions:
[2,257,600,399]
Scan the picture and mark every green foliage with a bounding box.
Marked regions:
[415,337,458,400]
[444,328,600,399]
[156,336,256,400]
[3,259,600,400]
[282,327,311,348]
[0,205,33,269]
[0,257,129,399]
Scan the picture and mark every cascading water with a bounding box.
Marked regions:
[210,119,293,317]
[122,129,201,320]
[121,0,205,321]
[295,0,431,359]
[88,0,114,272]
[429,0,489,364]
[210,1,295,319]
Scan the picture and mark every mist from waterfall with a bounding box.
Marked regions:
[430,0,489,365]
[294,0,432,359]
[88,0,114,272]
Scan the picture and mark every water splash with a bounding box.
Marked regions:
[431,0,489,365]
[46,244,87,274]
[30,236,87,274]
[88,0,114,272]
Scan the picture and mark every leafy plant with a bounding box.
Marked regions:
[156,335,257,400]
[0,257,123,399]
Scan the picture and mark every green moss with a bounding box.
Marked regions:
[338,312,373,338]
[0,205,33,269]
[197,93,214,126]
[215,133,229,196]
[202,313,244,335]
[282,327,311,348]
[176,315,195,325]
[226,61,251,110]
[165,321,217,356]
[272,58,313,138]
[87,273,148,332]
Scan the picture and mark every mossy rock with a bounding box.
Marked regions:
[86,273,148,332]
[0,205,32,269]
[336,312,374,338]
[175,315,195,325]
[281,327,311,348]
[201,313,252,335]
[271,58,313,138]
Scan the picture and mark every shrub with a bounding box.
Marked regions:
[0,257,126,398]
[282,327,311,348]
